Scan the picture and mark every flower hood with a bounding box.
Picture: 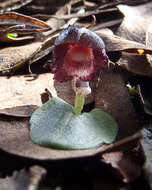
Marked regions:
[50,27,108,82]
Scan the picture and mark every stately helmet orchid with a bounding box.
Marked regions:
[50,27,108,95]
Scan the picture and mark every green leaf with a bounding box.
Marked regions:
[7,33,18,38]
[30,97,118,150]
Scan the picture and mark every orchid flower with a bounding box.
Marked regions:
[51,27,108,96]
[29,28,118,150]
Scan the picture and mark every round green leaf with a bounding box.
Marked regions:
[30,97,118,150]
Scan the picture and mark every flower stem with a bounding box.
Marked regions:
[73,91,85,115]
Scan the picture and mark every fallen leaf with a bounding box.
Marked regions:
[95,68,141,139]
[0,114,142,161]
[102,148,143,183]
[0,41,42,74]
[0,165,46,190]
[0,73,56,108]
[0,12,51,33]
[0,0,33,13]
[45,1,67,31]
[115,2,152,76]
[95,67,145,183]
[0,105,38,117]
[146,22,152,67]
[97,30,152,54]
[0,12,51,42]
[0,169,29,190]
[117,54,152,77]
[0,73,95,109]
[141,126,152,189]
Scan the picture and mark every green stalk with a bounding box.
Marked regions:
[73,91,85,115]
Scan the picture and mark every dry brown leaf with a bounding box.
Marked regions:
[0,0,33,13]
[118,54,152,77]
[0,165,46,190]
[102,149,143,183]
[0,12,51,42]
[141,127,152,189]
[0,73,95,110]
[0,12,51,33]
[0,105,38,117]
[115,2,152,76]
[45,3,67,31]
[0,114,142,161]
[0,41,42,74]
[95,67,145,182]
[116,3,152,42]
[97,30,152,54]
[0,73,56,109]
[95,68,141,139]
[0,169,29,190]
[146,22,152,68]
[0,116,108,160]
[45,0,83,33]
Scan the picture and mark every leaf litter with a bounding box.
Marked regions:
[116,2,152,76]
[0,165,47,190]
[0,0,152,188]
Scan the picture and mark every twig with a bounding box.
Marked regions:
[28,165,47,190]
